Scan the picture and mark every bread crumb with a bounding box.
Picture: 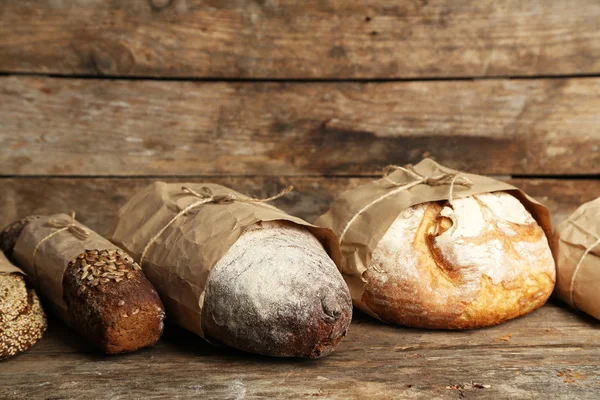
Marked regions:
[557,369,586,383]
[495,333,513,342]
[446,382,491,390]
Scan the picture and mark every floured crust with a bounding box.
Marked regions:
[362,191,556,329]
[202,220,352,358]
[0,273,47,360]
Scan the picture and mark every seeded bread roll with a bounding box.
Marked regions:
[63,249,166,354]
[201,221,352,358]
[363,192,555,329]
[1,216,166,354]
[0,255,47,360]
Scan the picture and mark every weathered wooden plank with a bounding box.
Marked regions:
[2,303,600,399]
[1,1,599,79]
[2,76,599,176]
[0,177,597,235]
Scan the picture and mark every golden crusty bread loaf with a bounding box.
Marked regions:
[362,191,555,329]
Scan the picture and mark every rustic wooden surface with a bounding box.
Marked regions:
[2,303,600,399]
[1,76,600,176]
[1,1,600,79]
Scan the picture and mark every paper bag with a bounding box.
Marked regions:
[553,197,600,319]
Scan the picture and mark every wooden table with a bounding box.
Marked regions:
[2,302,600,399]
[1,1,600,398]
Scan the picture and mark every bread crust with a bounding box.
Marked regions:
[1,216,41,259]
[202,221,352,358]
[0,273,47,360]
[63,249,165,354]
[362,192,555,329]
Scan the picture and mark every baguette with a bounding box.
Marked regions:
[2,215,166,354]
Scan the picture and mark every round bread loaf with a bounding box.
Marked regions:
[202,221,352,358]
[362,191,555,329]
[0,273,47,359]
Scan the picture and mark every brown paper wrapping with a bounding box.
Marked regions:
[553,197,600,319]
[0,251,24,276]
[13,214,117,322]
[110,182,341,338]
[316,158,554,319]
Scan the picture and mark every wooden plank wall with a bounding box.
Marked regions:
[2,1,600,78]
[0,1,599,398]
[0,0,598,230]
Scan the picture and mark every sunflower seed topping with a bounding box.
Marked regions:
[70,248,142,295]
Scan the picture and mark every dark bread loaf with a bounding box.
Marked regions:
[0,253,47,360]
[201,221,352,358]
[1,216,41,257]
[63,249,166,354]
[2,216,166,354]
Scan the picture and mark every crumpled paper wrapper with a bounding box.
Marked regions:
[553,197,600,319]
[13,214,117,322]
[316,158,554,319]
[0,251,24,276]
[110,182,342,338]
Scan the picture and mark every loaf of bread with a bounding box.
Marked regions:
[317,159,556,330]
[1,215,166,354]
[363,192,555,329]
[111,182,352,358]
[0,252,47,360]
[202,221,352,358]
[1,215,40,257]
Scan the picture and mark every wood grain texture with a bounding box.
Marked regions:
[0,177,597,236]
[2,76,600,176]
[2,303,600,399]
[1,1,600,79]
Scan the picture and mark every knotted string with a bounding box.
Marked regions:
[139,185,294,267]
[31,212,89,276]
[339,165,474,243]
[569,236,600,308]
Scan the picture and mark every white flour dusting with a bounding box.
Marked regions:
[371,191,554,289]
[203,221,351,356]
[434,192,554,284]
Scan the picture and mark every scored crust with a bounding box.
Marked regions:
[0,273,47,360]
[362,191,556,329]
